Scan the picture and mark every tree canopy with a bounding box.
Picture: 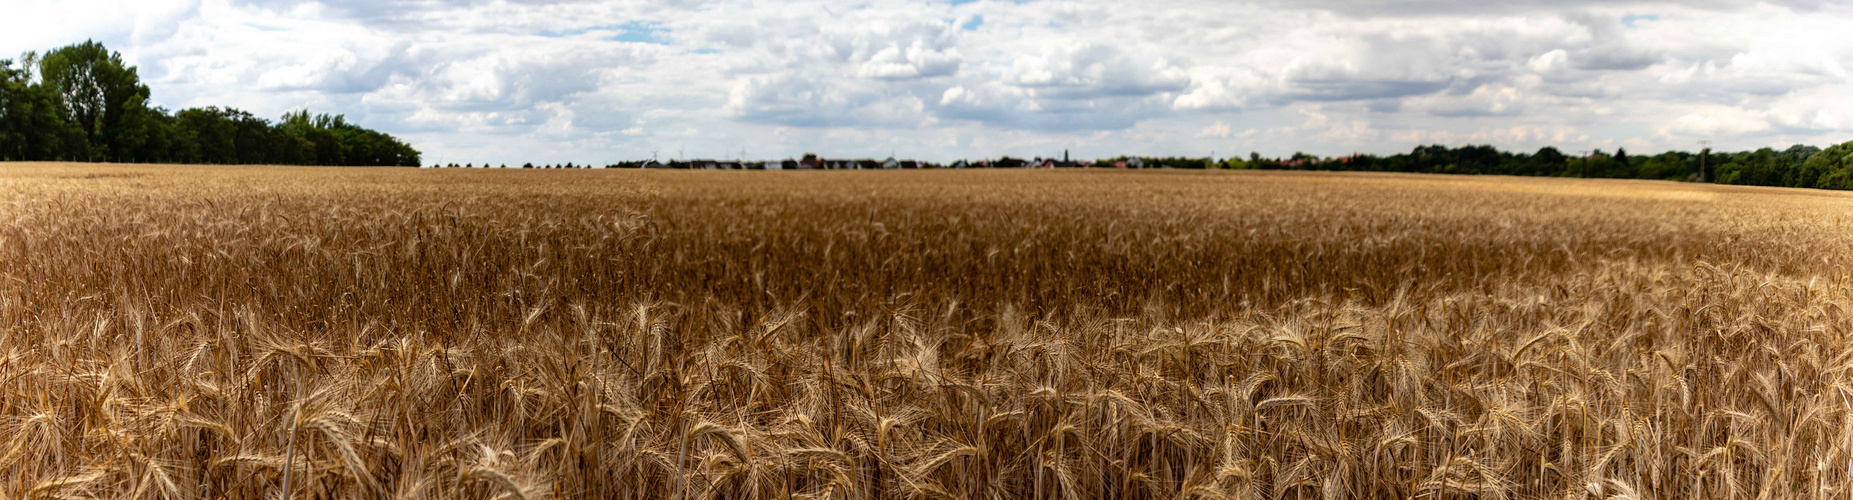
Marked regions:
[0,40,418,166]
[1199,141,1853,191]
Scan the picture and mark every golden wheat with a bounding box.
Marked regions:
[3,162,1853,498]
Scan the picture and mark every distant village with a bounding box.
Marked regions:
[427,151,1167,170]
[421,142,1851,191]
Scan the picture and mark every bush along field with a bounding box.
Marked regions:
[3,163,1853,498]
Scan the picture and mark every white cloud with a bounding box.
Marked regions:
[728,73,930,128]
[857,40,962,80]
[1412,83,1529,117]
[1660,107,1774,136]
[11,0,1851,164]
[1002,43,1189,98]
[1199,120,1234,138]
[1528,49,1571,74]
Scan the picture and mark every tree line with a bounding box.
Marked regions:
[1107,140,1852,190]
[454,144,1853,189]
[0,41,420,166]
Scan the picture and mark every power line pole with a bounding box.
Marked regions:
[1697,140,1712,183]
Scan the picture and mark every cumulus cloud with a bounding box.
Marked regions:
[1262,0,1832,16]
[1660,107,1774,136]
[728,73,929,128]
[1003,43,1188,98]
[12,0,1852,164]
[1391,124,1590,148]
[925,42,1189,130]
[937,81,1168,131]
[1413,84,1528,117]
[857,40,961,80]
[1173,67,1278,111]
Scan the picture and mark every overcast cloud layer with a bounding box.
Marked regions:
[7,0,1851,164]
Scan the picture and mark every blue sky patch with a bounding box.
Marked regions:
[1621,14,1659,28]
[962,15,984,31]
[608,22,667,44]
[539,21,668,44]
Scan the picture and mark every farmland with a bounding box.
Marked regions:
[4,162,1853,498]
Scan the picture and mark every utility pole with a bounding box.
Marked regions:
[1697,140,1712,183]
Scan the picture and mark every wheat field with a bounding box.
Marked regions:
[3,162,1853,499]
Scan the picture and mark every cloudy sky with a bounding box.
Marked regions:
[6,0,1850,164]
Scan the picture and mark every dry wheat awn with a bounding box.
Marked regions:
[2,163,1853,498]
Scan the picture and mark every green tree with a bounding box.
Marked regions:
[177,107,238,164]
[1530,147,1568,176]
[1803,140,1853,190]
[39,40,153,162]
[4,41,421,166]
[0,56,84,161]
[0,58,33,160]
[1576,151,1616,179]
[1714,160,1746,185]
[278,110,352,165]
[1609,148,1636,179]
[228,109,271,164]
[1637,153,1687,180]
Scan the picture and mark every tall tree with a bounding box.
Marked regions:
[1804,141,1853,190]
[0,41,420,166]
[1637,153,1686,180]
[1531,147,1568,176]
[0,58,28,161]
[1611,148,1634,178]
[0,55,83,161]
[38,40,153,162]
